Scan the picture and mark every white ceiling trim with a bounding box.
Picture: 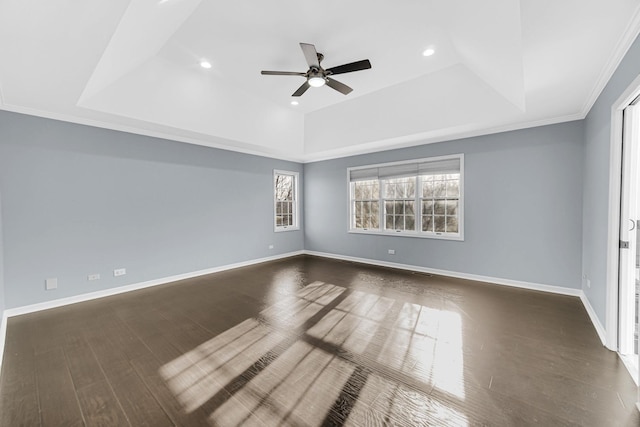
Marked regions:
[0,100,584,164]
[79,55,304,156]
[302,112,585,163]
[580,5,640,117]
[0,103,306,163]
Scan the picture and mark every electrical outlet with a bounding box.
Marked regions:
[269,245,274,249]
[587,279,591,288]
[113,268,126,277]
[88,273,100,281]
[45,278,57,290]
[388,249,395,255]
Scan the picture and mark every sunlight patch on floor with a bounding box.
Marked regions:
[159,280,468,425]
[211,341,355,425]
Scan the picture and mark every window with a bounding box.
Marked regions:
[274,170,299,231]
[348,154,463,240]
[421,173,460,234]
[352,179,380,230]
[384,177,416,231]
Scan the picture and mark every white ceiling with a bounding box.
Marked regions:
[1,0,639,162]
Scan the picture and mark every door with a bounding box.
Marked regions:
[619,103,640,372]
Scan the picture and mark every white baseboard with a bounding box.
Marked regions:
[303,251,612,348]
[304,250,582,297]
[0,251,304,379]
[0,249,609,381]
[4,250,304,318]
[619,352,639,386]
[580,291,608,346]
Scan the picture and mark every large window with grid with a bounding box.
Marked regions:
[274,170,299,232]
[348,154,463,240]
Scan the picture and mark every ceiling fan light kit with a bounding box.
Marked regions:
[261,42,371,97]
[308,75,326,87]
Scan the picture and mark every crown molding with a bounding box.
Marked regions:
[301,113,585,163]
[581,4,640,117]
[0,103,306,163]
[0,101,588,165]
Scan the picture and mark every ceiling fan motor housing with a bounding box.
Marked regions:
[307,68,326,87]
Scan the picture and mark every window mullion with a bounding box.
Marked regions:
[379,179,384,232]
[416,175,422,234]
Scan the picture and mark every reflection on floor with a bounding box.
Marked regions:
[0,255,638,426]
[160,281,466,425]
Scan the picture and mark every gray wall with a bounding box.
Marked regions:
[0,190,4,319]
[0,111,303,309]
[582,34,640,324]
[305,121,584,289]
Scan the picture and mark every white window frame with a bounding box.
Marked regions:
[274,170,300,232]
[347,154,464,241]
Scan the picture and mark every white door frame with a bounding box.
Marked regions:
[618,105,640,355]
[606,73,640,351]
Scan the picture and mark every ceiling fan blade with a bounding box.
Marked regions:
[292,81,311,97]
[261,71,306,76]
[300,43,320,68]
[326,59,372,76]
[326,77,353,95]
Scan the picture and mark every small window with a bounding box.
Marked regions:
[352,179,380,230]
[348,154,463,240]
[274,170,299,232]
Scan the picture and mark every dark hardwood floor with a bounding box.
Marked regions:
[0,255,638,426]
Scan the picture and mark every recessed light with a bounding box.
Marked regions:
[200,60,212,69]
[422,48,435,57]
[291,100,299,106]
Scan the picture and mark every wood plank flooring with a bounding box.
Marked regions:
[0,255,638,426]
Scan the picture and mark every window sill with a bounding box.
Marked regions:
[274,226,300,233]
[348,229,464,241]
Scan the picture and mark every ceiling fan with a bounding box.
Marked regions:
[261,43,372,97]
